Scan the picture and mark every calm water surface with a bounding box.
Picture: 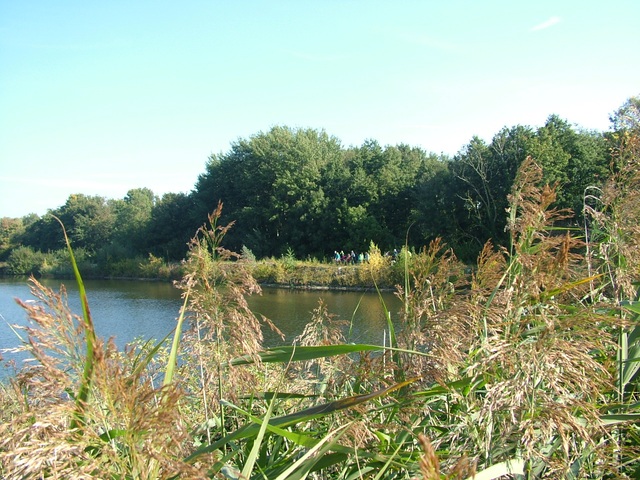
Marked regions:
[0,277,400,379]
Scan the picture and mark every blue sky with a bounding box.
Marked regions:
[1,1,639,218]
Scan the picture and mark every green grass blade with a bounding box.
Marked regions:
[185,377,418,463]
[241,393,276,478]
[621,300,640,316]
[127,330,175,382]
[469,458,525,480]
[371,442,404,480]
[346,294,364,342]
[599,413,640,425]
[272,423,350,480]
[220,402,396,469]
[1,313,27,344]
[52,215,97,432]
[373,278,403,382]
[163,288,190,386]
[227,343,383,366]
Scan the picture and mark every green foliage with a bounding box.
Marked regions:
[281,247,297,271]
[610,95,640,133]
[6,97,637,271]
[192,126,343,257]
[241,244,256,264]
[111,187,155,253]
[5,245,96,277]
[3,153,640,478]
[138,253,182,280]
[0,217,25,261]
[5,245,46,275]
[146,192,195,261]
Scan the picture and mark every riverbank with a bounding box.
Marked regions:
[250,260,402,291]
[1,252,406,291]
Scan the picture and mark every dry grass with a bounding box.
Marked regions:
[0,280,213,479]
[2,149,639,478]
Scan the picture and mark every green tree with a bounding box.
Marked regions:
[147,192,196,261]
[444,126,533,258]
[332,141,436,252]
[449,136,505,250]
[112,188,156,253]
[20,213,61,252]
[528,116,573,206]
[530,115,609,216]
[372,144,427,246]
[22,194,115,253]
[562,128,609,215]
[0,217,25,261]
[193,126,343,257]
[610,95,640,133]
[410,157,454,247]
[59,194,115,252]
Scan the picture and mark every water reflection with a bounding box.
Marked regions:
[250,288,399,346]
[1,278,400,380]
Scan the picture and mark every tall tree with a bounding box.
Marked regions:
[59,194,115,252]
[22,194,115,253]
[444,126,534,257]
[610,95,640,133]
[147,192,195,260]
[192,126,343,257]
[529,115,609,216]
[112,188,156,253]
[410,156,454,247]
[0,217,25,260]
[450,136,504,248]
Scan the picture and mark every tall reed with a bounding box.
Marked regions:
[3,148,640,478]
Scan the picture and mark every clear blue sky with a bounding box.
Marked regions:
[1,1,639,218]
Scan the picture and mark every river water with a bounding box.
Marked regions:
[0,277,400,379]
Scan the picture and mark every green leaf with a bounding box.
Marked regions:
[469,458,525,480]
[52,215,97,432]
[413,375,486,398]
[227,343,383,366]
[240,393,275,478]
[185,377,418,463]
[599,413,640,425]
[621,300,640,316]
[163,289,190,386]
[272,424,350,480]
[129,331,173,381]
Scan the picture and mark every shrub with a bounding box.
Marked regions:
[46,247,97,277]
[5,246,46,275]
[241,244,256,264]
[361,241,392,285]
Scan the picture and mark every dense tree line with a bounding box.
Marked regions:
[1,97,637,274]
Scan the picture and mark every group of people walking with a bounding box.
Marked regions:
[333,248,401,265]
[333,250,368,264]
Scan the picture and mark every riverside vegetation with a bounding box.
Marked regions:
[3,97,639,275]
[1,97,640,478]
[0,240,415,291]
[1,141,640,479]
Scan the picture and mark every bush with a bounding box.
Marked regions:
[360,241,393,286]
[241,245,256,264]
[45,248,97,277]
[138,253,183,280]
[6,246,46,275]
[104,256,145,277]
